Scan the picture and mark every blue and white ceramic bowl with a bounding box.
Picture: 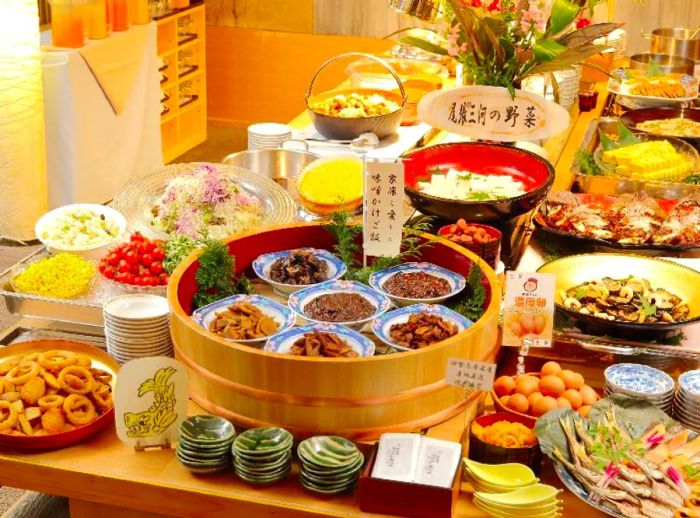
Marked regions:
[191,294,296,346]
[679,370,700,400]
[604,363,675,398]
[252,248,347,296]
[288,280,391,330]
[371,304,472,352]
[368,262,466,307]
[264,323,375,358]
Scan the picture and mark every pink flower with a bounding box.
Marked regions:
[520,0,547,32]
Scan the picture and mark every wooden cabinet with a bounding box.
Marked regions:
[156,2,207,163]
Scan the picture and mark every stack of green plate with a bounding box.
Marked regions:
[232,427,293,484]
[177,415,236,474]
[297,435,365,494]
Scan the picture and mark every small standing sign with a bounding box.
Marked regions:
[114,357,188,451]
[502,272,556,348]
[363,158,404,258]
[445,358,496,392]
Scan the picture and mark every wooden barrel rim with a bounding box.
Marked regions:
[174,338,499,407]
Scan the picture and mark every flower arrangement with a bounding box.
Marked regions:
[403,0,631,95]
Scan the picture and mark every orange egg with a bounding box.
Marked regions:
[532,314,546,335]
[499,395,510,408]
[519,314,535,335]
[515,375,540,397]
[557,397,572,409]
[528,392,544,408]
[509,320,523,337]
[560,370,585,390]
[579,385,598,406]
[562,389,583,409]
[493,376,516,397]
[507,393,529,414]
[539,375,566,398]
[578,405,591,418]
[540,361,562,377]
[531,396,558,417]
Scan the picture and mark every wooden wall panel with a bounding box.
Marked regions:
[206,27,392,126]
[206,0,314,33]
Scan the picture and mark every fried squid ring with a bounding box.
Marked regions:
[38,394,65,412]
[6,361,40,385]
[0,401,18,431]
[0,361,18,376]
[63,394,96,426]
[41,370,61,390]
[57,366,94,395]
[74,355,91,369]
[91,383,113,412]
[39,350,76,371]
[89,368,112,384]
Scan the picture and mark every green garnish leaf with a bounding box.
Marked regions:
[575,286,587,300]
[640,297,656,317]
[192,239,254,309]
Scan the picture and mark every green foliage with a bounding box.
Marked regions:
[575,149,601,176]
[163,235,199,274]
[446,263,487,322]
[397,36,448,55]
[193,239,254,309]
[547,0,581,36]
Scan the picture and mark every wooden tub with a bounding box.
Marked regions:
[169,223,501,440]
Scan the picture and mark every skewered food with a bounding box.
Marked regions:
[0,350,113,437]
[560,276,690,324]
[389,313,458,349]
[310,92,400,118]
[269,250,329,285]
[209,303,279,340]
[288,332,358,358]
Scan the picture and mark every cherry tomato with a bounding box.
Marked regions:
[123,273,135,285]
[149,262,164,275]
[159,273,169,285]
[107,253,119,266]
[134,276,145,286]
[125,251,138,264]
[152,248,165,261]
[141,275,155,286]
[140,253,153,266]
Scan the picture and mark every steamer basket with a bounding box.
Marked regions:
[169,223,501,440]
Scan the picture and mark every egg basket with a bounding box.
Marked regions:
[305,52,406,141]
[169,222,501,440]
[490,373,539,425]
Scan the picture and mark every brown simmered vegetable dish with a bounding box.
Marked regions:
[304,293,376,322]
[209,303,279,339]
[269,250,329,285]
[382,272,451,299]
[389,313,458,349]
[288,332,358,358]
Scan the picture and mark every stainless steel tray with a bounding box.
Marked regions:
[0,247,159,327]
[573,117,700,198]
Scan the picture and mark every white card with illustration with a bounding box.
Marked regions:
[114,357,188,449]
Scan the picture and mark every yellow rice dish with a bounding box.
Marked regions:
[298,157,363,205]
[13,253,94,299]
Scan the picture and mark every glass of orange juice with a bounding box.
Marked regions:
[50,0,86,48]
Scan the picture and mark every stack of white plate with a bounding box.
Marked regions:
[247,123,292,150]
[103,294,172,364]
[604,363,674,414]
[594,28,627,63]
[675,370,700,432]
[521,67,580,111]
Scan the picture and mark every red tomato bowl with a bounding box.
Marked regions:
[404,142,555,223]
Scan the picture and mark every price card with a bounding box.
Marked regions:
[502,271,556,347]
[363,158,403,258]
[417,85,570,141]
[445,358,496,392]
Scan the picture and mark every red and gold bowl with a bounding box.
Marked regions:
[438,223,502,270]
[404,143,554,223]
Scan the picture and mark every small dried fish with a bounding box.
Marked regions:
[640,497,675,518]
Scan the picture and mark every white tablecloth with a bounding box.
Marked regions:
[40,23,163,208]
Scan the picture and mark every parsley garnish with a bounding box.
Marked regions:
[192,239,254,309]
[446,263,487,322]
[640,297,657,317]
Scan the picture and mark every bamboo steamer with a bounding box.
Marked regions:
[169,223,501,440]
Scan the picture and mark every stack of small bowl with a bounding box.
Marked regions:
[177,415,236,474]
[473,483,562,518]
[675,370,700,432]
[604,363,674,414]
[247,123,292,150]
[463,458,538,494]
[232,427,293,484]
[297,435,364,494]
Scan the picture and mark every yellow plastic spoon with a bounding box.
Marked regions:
[463,459,538,487]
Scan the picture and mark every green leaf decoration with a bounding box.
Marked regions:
[556,22,623,48]
[617,121,641,146]
[646,57,664,77]
[398,36,448,56]
[526,44,608,75]
[598,128,618,151]
[547,0,581,36]
[532,40,567,62]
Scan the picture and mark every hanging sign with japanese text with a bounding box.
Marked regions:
[363,159,404,258]
[417,85,570,141]
[502,272,556,348]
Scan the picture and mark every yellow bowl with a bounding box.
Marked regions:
[538,253,700,331]
[296,155,364,216]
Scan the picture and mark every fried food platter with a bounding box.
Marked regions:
[0,339,118,450]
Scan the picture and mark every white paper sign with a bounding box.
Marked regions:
[417,85,570,141]
[502,271,556,348]
[363,159,404,258]
[114,357,188,448]
[446,358,496,391]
